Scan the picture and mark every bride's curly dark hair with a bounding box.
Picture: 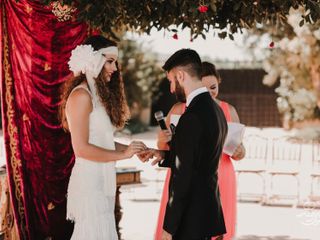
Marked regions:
[59,35,130,130]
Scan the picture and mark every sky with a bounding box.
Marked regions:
[126,28,254,62]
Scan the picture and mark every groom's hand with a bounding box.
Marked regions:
[161,230,172,240]
[137,148,164,164]
[150,149,164,166]
[136,149,154,162]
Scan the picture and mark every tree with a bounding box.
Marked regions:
[42,0,320,40]
[119,38,165,133]
[244,7,320,129]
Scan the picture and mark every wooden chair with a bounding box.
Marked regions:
[310,140,320,201]
[267,137,302,205]
[235,135,268,202]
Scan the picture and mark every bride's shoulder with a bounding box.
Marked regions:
[69,84,91,99]
[66,85,93,112]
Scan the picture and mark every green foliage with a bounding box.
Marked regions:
[119,39,164,109]
[39,0,320,40]
[118,38,164,133]
[244,8,320,125]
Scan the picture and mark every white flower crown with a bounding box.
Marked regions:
[68,44,118,78]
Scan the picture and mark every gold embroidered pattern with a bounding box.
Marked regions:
[2,7,27,239]
[25,5,32,14]
[44,62,51,72]
[22,114,29,122]
[51,1,76,22]
[47,202,55,211]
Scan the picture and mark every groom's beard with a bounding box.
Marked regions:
[174,79,186,103]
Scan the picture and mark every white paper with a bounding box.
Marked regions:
[169,114,181,127]
[223,122,245,156]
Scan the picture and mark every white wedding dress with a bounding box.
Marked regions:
[66,84,118,240]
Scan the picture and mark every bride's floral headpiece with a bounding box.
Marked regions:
[68,44,118,78]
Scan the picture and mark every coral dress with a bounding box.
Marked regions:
[155,101,236,240]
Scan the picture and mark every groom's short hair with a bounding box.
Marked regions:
[162,49,202,79]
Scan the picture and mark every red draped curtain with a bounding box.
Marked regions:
[0,0,87,239]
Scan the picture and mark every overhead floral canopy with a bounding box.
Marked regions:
[2,1,320,239]
[41,0,320,39]
[244,7,320,134]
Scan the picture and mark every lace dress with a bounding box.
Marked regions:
[66,84,118,240]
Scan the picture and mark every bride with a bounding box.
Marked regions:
[59,35,147,240]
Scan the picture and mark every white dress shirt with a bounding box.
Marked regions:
[186,87,208,107]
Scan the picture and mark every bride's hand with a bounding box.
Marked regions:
[123,141,147,159]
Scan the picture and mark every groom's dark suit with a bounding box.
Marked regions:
[160,91,228,240]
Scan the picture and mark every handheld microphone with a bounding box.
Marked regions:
[169,123,176,135]
[154,111,167,130]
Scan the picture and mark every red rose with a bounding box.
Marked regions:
[198,5,208,13]
[269,41,275,48]
[91,29,101,36]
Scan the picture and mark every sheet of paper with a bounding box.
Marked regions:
[169,114,181,127]
[223,122,245,156]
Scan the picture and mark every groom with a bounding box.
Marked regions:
[148,49,228,240]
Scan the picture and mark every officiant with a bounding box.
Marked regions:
[155,61,245,240]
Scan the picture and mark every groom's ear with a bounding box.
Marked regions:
[176,69,184,82]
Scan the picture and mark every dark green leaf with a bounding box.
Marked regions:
[233,2,242,11]
[299,19,304,27]
[40,0,320,41]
